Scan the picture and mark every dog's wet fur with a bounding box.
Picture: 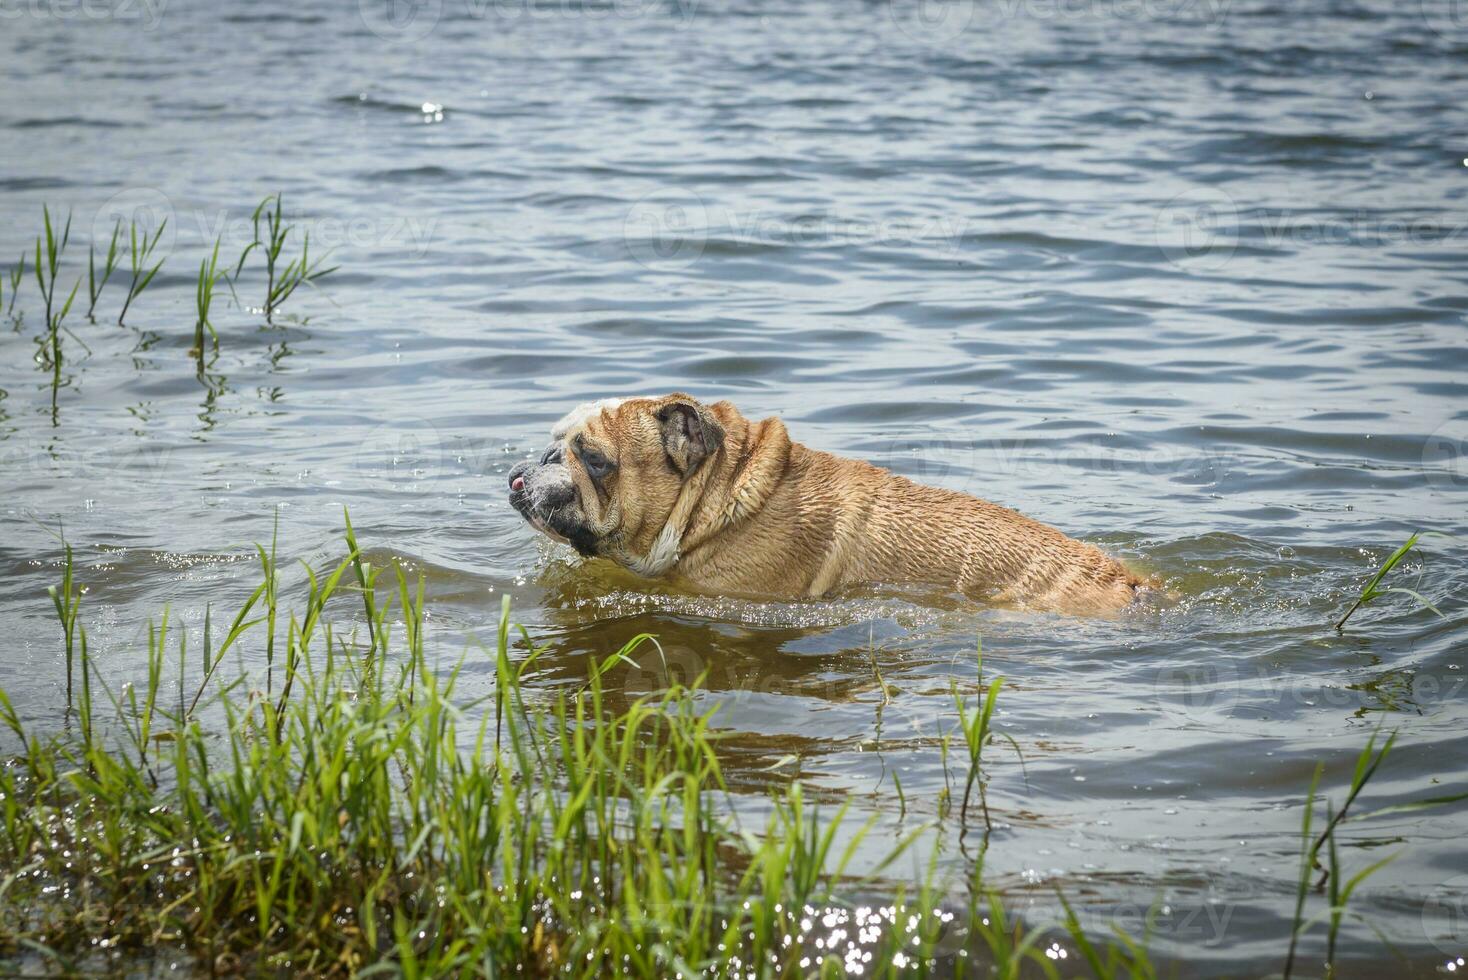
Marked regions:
[509,393,1148,615]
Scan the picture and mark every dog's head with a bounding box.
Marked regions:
[507,393,726,574]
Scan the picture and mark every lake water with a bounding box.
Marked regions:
[2,0,1467,974]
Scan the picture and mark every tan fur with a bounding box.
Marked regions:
[546,393,1146,615]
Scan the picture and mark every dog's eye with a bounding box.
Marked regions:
[579,446,613,479]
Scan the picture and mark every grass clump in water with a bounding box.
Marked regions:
[3,251,25,320]
[31,207,85,410]
[86,219,122,320]
[191,236,225,364]
[1283,729,1468,978]
[237,194,337,322]
[1334,532,1444,631]
[117,216,167,327]
[0,515,993,976]
[32,206,76,337]
[952,639,1021,836]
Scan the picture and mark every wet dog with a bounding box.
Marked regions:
[509,393,1146,614]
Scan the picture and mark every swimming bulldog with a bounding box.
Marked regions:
[507,393,1146,614]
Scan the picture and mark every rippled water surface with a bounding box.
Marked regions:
[2,0,1467,974]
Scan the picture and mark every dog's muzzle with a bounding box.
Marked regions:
[508,443,597,554]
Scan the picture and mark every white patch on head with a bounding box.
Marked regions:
[551,396,655,440]
[551,394,680,577]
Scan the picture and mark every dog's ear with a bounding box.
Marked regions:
[656,395,725,475]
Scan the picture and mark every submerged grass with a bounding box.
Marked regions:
[45,538,83,713]
[3,251,24,319]
[117,217,167,327]
[191,236,224,363]
[33,206,76,337]
[31,207,85,410]
[1334,532,1445,631]
[8,196,336,380]
[1283,730,1468,979]
[238,194,338,322]
[87,219,122,321]
[951,640,1021,836]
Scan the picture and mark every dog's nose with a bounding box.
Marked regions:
[540,444,563,466]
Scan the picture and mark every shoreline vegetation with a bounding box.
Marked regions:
[7,198,334,416]
[0,513,1461,977]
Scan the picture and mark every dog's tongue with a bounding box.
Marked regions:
[511,476,525,492]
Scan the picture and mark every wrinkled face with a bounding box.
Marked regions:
[507,394,724,573]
